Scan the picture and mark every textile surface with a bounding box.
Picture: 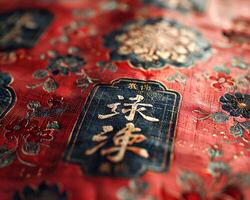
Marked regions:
[0,0,249,199]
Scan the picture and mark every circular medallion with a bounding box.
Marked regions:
[104,18,211,70]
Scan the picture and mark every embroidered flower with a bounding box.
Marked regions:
[47,55,86,75]
[4,119,53,155]
[231,57,249,70]
[142,0,207,12]
[220,93,250,118]
[27,97,64,117]
[4,118,29,141]
[25,120,53,143]
[104,18,211,70]
[177,148,250,200]
[209,73,235,90]
[47,96,64,108]
[13,182,67,200]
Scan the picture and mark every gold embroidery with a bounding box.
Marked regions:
[122,95,159,122]
[85,123,149,163]
[115,21,201,64]
[128,83,137,90]
[0,13,36,45]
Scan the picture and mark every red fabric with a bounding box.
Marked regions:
[0,0,249,200]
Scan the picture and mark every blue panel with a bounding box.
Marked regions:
[65,79,181,177]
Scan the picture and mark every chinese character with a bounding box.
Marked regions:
[85,123,149,163]
[85,125,113,155]
[140,84,151,91]
[98,95,159,122]
[98,103,121,119]
[128,83,137,90]
[122,95,159,122]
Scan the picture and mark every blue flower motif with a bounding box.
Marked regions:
[13,182,67,200]
[220,92,250,118]
[47,55,86,76]
[104,18,211,70]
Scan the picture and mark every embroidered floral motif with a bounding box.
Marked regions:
[213,65,230,75]
[142,0,207,13]
[208,57,250,92]
[5,119,53,156]
[13,182,67,200]
[33,69,49,79]
[0,96,63,168]
[117,146,250,200]
[209,73,235,90]
[220,93,250,118]
[104,18,211,70]
[192,92,250,143]
[47,55,86,75]
[231,57,249,70]
[0,119,55,167]
[27,55,87,92]
[27,96,64,118]
[4,118,29,141]
[175,146,250,200]
[235,73,250,92]
[22,121,53,144]
[165,70,187,88]
[195,57,250,92]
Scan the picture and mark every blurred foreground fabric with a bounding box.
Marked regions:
[0,0,249,199]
